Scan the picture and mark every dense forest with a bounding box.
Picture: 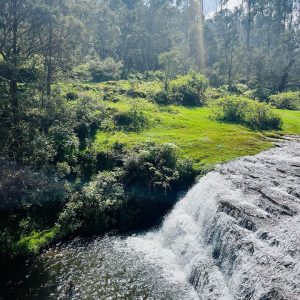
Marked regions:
[0,0,299,269]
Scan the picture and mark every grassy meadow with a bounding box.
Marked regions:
[58,81,300,168]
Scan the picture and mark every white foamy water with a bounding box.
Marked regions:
[125,137,300,299]
[4,138,300,299]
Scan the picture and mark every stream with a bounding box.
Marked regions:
[1,137,300,300]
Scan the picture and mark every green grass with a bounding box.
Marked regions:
[61,81,300,167]
[95,106,274,166]
[277,109,300,134]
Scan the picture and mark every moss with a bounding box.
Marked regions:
[15,227,59,255]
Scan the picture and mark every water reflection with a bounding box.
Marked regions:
[1,237,197,300]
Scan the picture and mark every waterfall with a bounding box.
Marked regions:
[126,138,300,300]
[7,138,299,299]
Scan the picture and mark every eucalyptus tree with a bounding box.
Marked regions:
[34,0,86,97]
[0,0,32,122]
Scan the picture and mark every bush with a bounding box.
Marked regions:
[58,142,197,236]
[168,72,209,106]
[212,96,282,130]
[89,57,123,82]
[73,96,104,148]
[243,88,272,101]
[115,108,149,132]
[229,84,249,94]
[152,90,170,105]
[70,63,91,81]
[65,91,78,101]
[205,88,229,101]
[122,142,179,191]
[122,141,195,193]
[269,91,300,110]
[58,171,126,235]
[0,162,67,262]
[0,160,67,210]
[143,70,166,82]
[15,227,59,255]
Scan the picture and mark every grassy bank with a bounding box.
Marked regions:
[58,81,300,168]
[95,106,273,166]
[8,81,299,258]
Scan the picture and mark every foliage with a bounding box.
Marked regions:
[15,227,59,255]
[122,141,184,191]
[58,141,196,236]
[269,92,300,111]
[89,57,124,82]
[65,91,78,101]
[0,160,67,210]
[152,90,170,105]
[143,71,166,82]
[230,84,249,95]
[116,108,149,132]
[70,63,91,81]
[58,171,126,235]
[0,0,300,265]
[168,72,209,106]
[72,96,104,148]
[159,50,187,81]
[212,96,282,130]
[0,161,67,262]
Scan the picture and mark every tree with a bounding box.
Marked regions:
[33,0,85,96]
[0,0,31,121]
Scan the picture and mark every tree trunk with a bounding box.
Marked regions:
[46,19,53,97]
[11,0,19,123]
[46,0,54,97]
[246,0,253,82]
[193,0,205,71]
[246,0,252,52]
[278,59,295,92]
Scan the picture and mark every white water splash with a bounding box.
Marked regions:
[125,138,300,300]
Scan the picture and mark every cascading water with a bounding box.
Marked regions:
[3,138,300,300]
[127,137,300,300]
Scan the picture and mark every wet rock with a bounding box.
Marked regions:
[258,288,285,300]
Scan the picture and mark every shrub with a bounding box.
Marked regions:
[58,142,197,236]
[152,90,170,105]
[58,171,126,235]
[15,227,59,255]
[49,125,80,164]
[126,89,147,98]
[89,57,123,82]
[70,63,91,81]
[168,72,209,106]
[205,88,228,101]
[122,141,195,193]
[116,108,149,132]
[212,96,282,130]
[143,70,166,82]
[73,96,103,147]
[0,160,67,210]
[229,84,249,94]
[269,91,300,110]
[243,88,272,101]
[65,91,78,101]
[0,162,67,261]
